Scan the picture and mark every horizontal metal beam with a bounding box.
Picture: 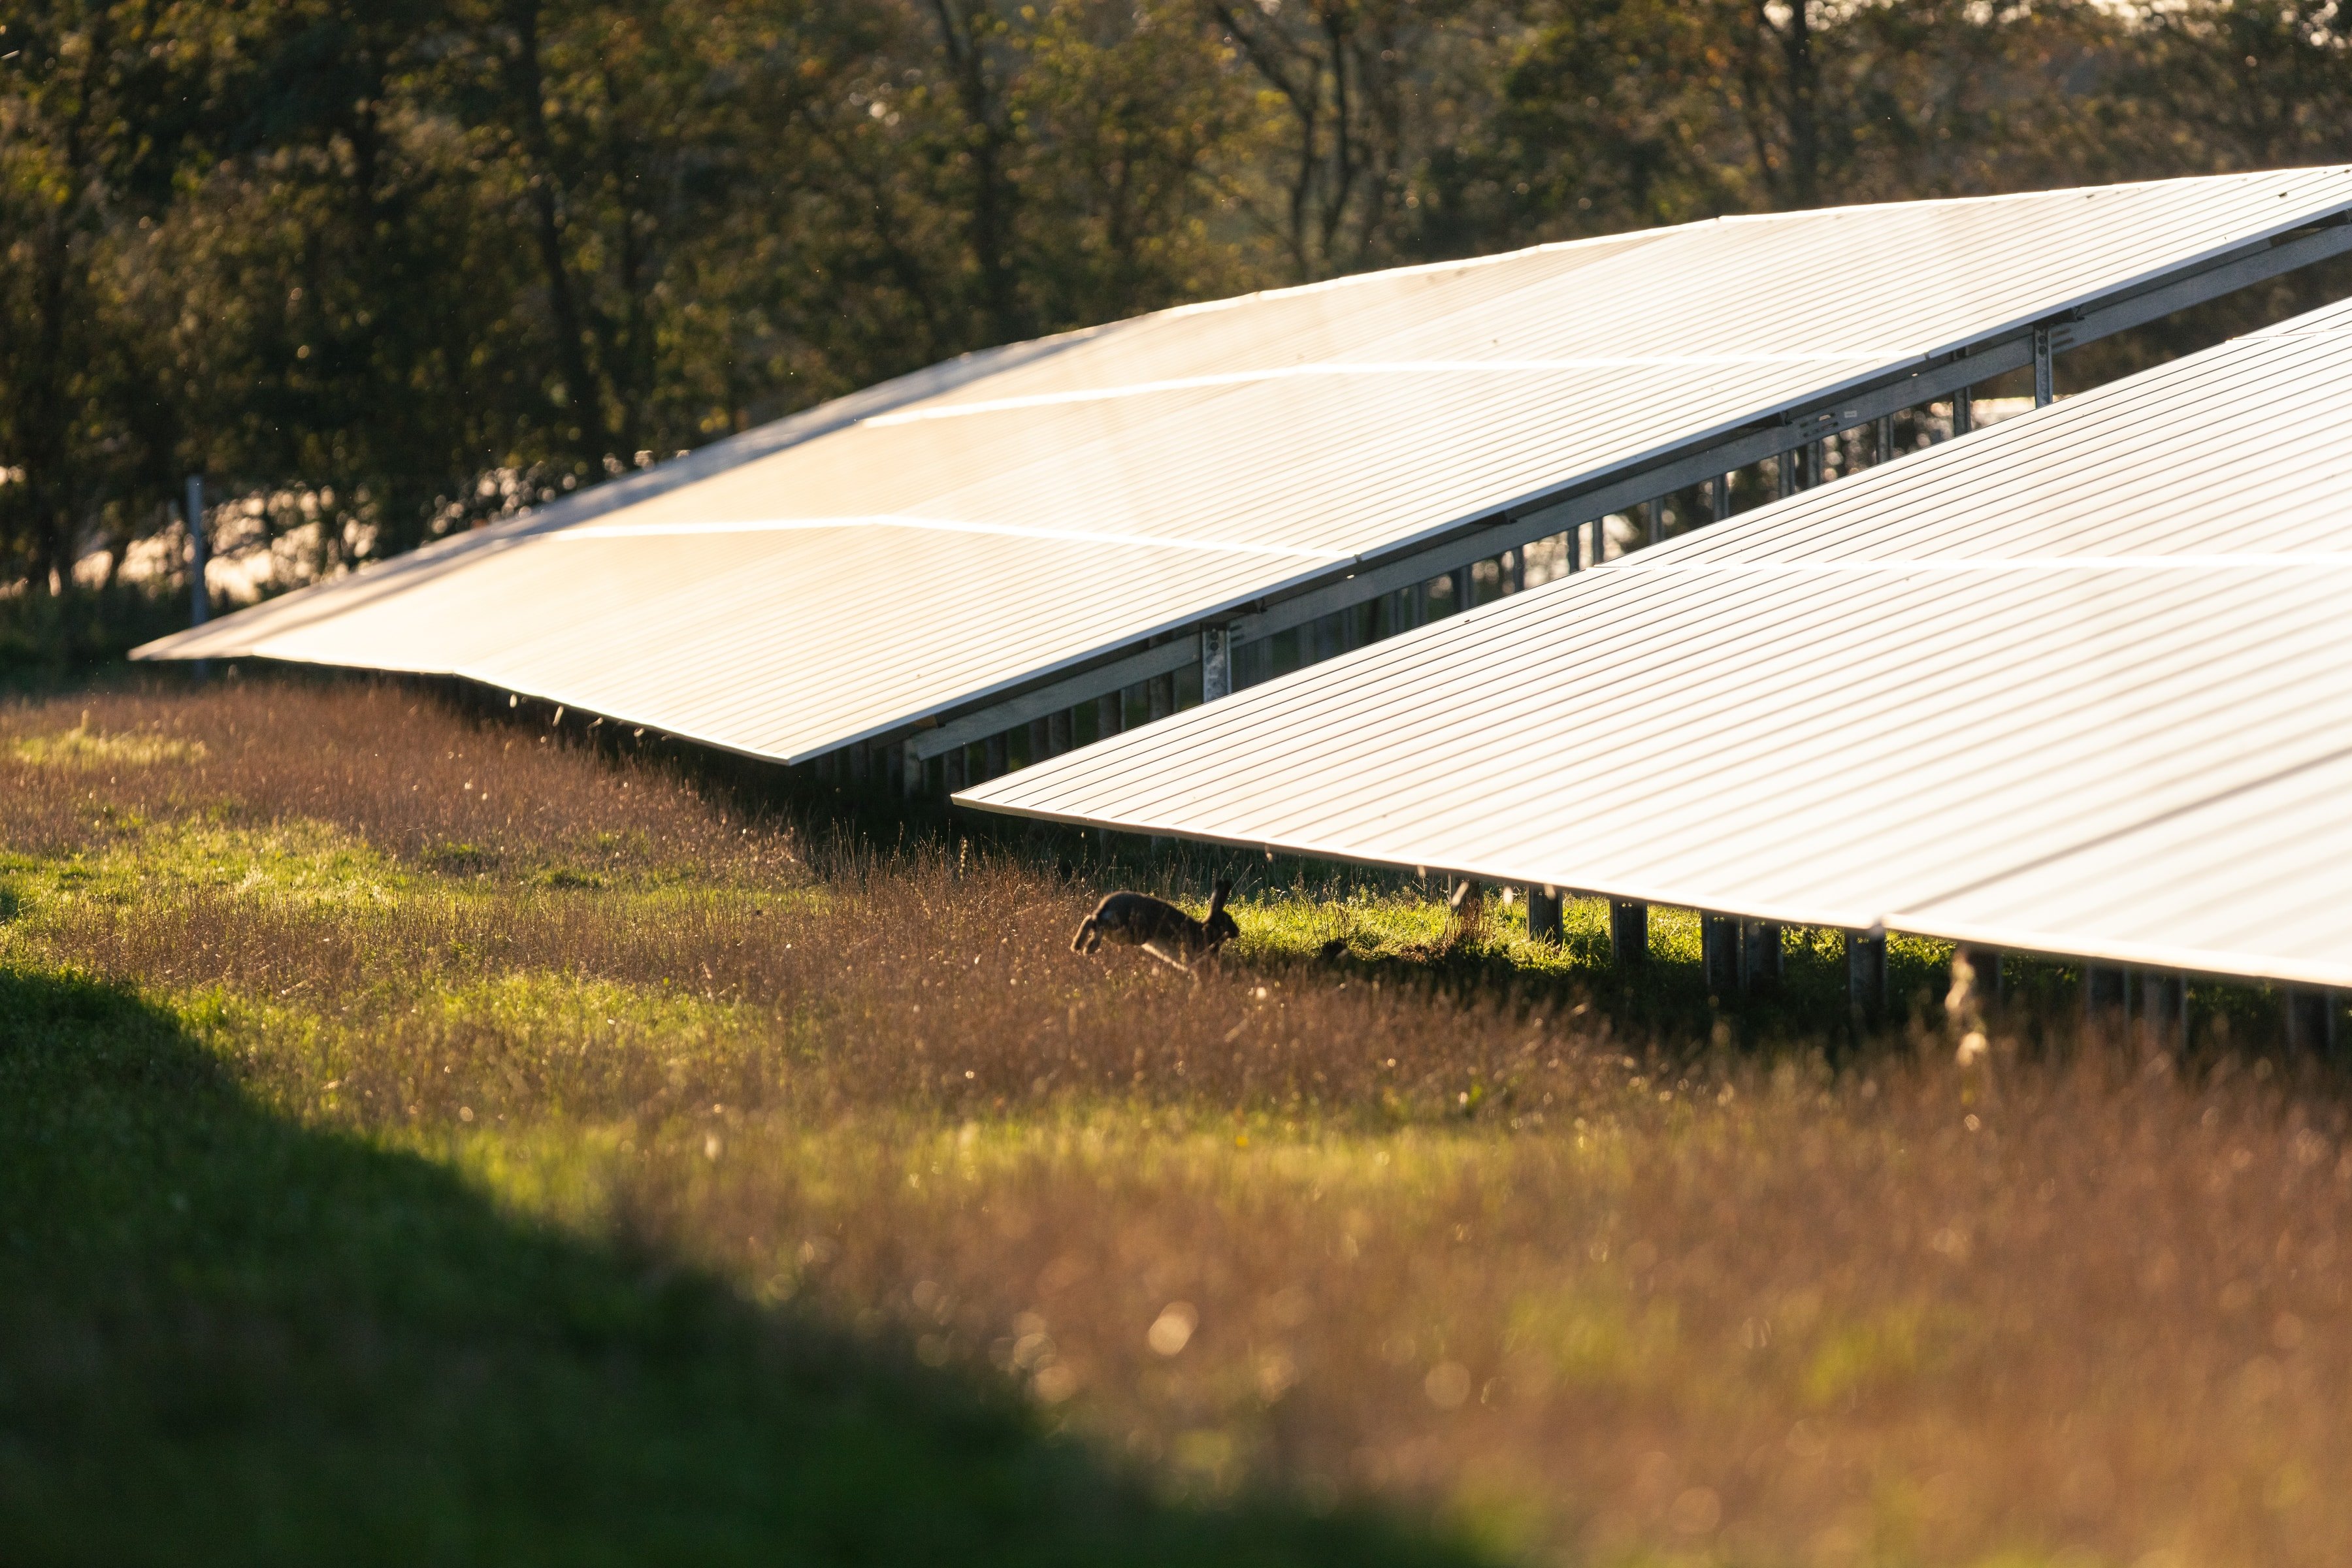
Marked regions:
[910,634,1195,760]
[896,218,2352,759]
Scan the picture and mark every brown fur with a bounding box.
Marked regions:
[1071,879,1237,960]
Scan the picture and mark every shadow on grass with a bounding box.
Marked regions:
[0,967,1489,1568]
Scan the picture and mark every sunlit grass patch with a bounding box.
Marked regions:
[10,719,207,768]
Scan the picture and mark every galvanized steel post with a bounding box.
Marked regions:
[1742,920,1782,996]
[1526,885,1562,943]
[1952,384,1972,436]
[1876,414,1896,464]
[1610,900,1648,968]
[2033,325,2055,407]
[186,474,208,627]
[1709,474,1729,523]
[1845,931,1887,1024]
[1200,625,1232,701]
[1450,564,1473,613]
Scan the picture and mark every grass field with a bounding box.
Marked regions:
[5,676,2351,1566]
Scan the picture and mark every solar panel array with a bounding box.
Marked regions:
[138,171,2352,768]
[960,298,2352,988]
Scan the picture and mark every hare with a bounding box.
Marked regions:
[1071,879,1237,968]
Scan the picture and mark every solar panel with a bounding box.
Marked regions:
[957,297,2352,988]
[139,170,2352,777]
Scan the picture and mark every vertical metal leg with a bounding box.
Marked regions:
[1450,564,1473,613]
[1097,691,1122,738]
[1046,709,1073,757]
[1590,517,1607,564]
[1609,900,1648,967]
[1710,474,1729,523]
[2083,962,2126,1019]
[2286,986,2340,1053]
[1201,625,1232,701]
[1953,385,1972,437]
[1703,913,1740,994]
[1742,921,1782,996]
[1411,581,1428,626]
[984,732,1007,780]
[2033,326,2055,407]
[1876,414,1895,463]
[1566,525,1582,573]
[1776,449,1794,501]
[1846,930,1887,1025]
[943,743,967,793]
[1027,717,1050,764]
[1646,498,1663,546]
[1509,546,1526,593]
[1526,885,1562,943]
[1957,945,2004,1007]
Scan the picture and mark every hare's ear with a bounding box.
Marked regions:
[1209,877,1232,916]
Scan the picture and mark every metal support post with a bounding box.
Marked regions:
[1565,525,1582,574]
[1845,930,1887,1024]
[185,474,210,682]
[1526,885,1562,944]
[186,474,208,626]
[1742,920,1782,996]
[1956,944,2005,1007]
[1808,440,1825,489]
[1508,546,1526,593]
[943,743,967,792]
[2287,988,2341,1054]
[1709,474,1729,523]
[984,732,1008,780]
[1590,517,1606,565]
[1450,563,1473,613]
[1702,914,1740,994]
[1097,691,1122,738]
[1876,414,1896,464]
[1047,709,1073,757]
[1776,449,1794,500]
[1610,900,1648,967]
[1201,625,1232,702]
[1410,581,1428,626]
[1952,384,1972,437]
[1147,672,1172,723]
[2033,325,2055,407]
[1646,498,1663,546]
[2083,962,2127,1019]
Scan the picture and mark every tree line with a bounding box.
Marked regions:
[3,0,2348,612]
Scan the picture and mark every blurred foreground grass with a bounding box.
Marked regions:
[3,678,2350,1567]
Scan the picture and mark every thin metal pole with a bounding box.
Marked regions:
[1876,414,1895,464]
[1953,385,1972,437]
[1200,625,1232,701]
[186,474,208,627]
[2033,326,2055,407]
[1709,474,1729,523]
[1450,564,1473,613]
[1646,498,1663,546]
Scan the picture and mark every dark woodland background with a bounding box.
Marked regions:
[5,0,2350,659]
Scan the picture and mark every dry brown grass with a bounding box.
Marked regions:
[7,675,2352,1566]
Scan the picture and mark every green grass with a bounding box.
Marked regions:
[8,683,2349,1568]
[0,960,1478,1567]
